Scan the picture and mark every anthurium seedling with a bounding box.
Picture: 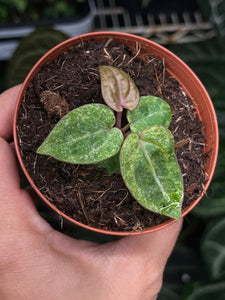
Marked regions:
[37,66,183,220]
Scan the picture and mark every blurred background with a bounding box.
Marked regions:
[1,0,225,298]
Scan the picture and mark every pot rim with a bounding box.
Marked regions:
[13,31,219,236]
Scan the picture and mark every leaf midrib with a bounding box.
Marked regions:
[64,128,116,145]
[139,139,170,203]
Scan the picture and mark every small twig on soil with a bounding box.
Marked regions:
[104,37,113,48]
[154,64,162,95]
[112,54,121,65]
[116,190,129,207]
[147,57,156,64]
[113,214,127,226]
[76,186,89,222]
[52,84,65,91]
[60,59,67,71]
[175,138,191,149]
[132,218,143,231]
[59,165,74,176]
[185,183,199,194]
[45,75,57,82]
[127,43,141,65]
[173,126,179,135]
[103,37,113,59]
[21,102,28,119]
[162,58,166,84]
[117,55,126,67]
[176,138,206,150]
[96,184,113,200]
[74,164,80,172]
[176,116,184,123]
[44,194,53,202]
[17,131,22,146]
[103,47,111,59]
[33,154,38,174]
[87,68,99,78]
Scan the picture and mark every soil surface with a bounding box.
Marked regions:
[17,39,207,232]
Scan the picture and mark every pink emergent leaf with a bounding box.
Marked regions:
[99,66,139,112]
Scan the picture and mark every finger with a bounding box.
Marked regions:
[0,85,21,140]
[0,137,51,232]
[0,137,20,191]
[0,136,26,223]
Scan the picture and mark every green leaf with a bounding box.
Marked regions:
[127,95,172,135]
[198,0,225,37]
[37,104,124,164]
[192,183,225,218]
[197,0,212,20]
[120,126,183,219]
[201,217,225,280]
[96,152,120,175]
[185,281,225,300]
[167,38,225,121]
[99,66,139,112]
[11,0,27,13]
[158,285,181,300]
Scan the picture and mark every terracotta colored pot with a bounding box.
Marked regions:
[13,32,219,242]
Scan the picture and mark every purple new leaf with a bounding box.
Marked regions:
[99,66,139,112]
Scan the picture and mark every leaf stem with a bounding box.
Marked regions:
[122,123,130,133]
[116,111,122,129]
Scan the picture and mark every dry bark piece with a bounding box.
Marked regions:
[40,90,70,119]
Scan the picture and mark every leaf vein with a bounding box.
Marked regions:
[139,139,170,202]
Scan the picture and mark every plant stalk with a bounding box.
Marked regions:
[122,123,130,133]
[116,111,122,129]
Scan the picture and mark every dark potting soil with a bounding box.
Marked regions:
[17,39,207,232]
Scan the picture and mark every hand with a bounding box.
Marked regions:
[0,86,182,300]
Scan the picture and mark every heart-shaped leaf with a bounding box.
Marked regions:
[120,126,183,219]
[99,66,139,112]
[184,281,225,300]
[201,217,225,280]
[127,95,172,135]
[37,104,124,164]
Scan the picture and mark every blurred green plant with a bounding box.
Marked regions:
[158,36,225,299]
[5,27,69,88]
[198,0,225,37]
[0,0,88,24]
[201,217,225,280]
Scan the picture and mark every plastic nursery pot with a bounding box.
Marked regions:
[14,32,219,242]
